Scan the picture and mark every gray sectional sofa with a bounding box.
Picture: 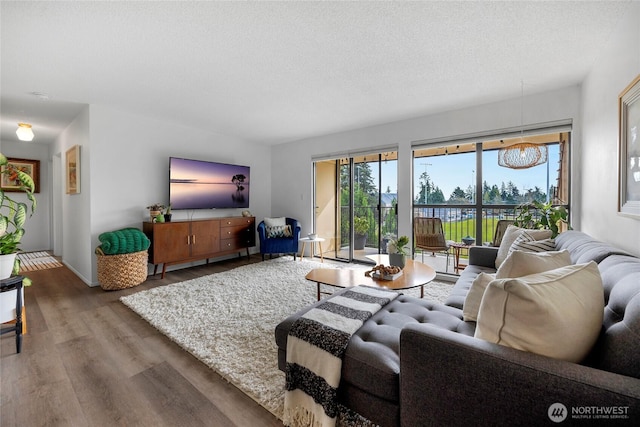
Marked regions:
[275,230,640,426]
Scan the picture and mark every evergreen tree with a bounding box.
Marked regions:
[431,187,445,204]
[488,184,501,204]
[465,185,474,202]
[449,186,467,203]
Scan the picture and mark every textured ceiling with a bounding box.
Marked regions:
[0,1,632,146]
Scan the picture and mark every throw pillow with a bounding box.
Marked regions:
[474,262,604,363]
[462,272,495,322]
[496,249,572,279]
[264,217,287,227]
[495,225,552,268]
[463,250,573,322]
[266,224,292,238]
[509,231,556,253]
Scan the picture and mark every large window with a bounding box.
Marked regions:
[412,130,570,273]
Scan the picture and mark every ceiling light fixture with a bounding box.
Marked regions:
[16,123,35,141]
[498,81,547,169]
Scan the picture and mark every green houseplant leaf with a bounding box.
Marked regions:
[514,200,571,238]
[0,152,37,285]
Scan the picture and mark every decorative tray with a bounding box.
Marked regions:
[372,271,403,281]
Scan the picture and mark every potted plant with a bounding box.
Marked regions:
[513,200,571,238]
[354,216,369,250]
[387,235,409,268]
[146,203,165,222]
[164,203,172,222]
[0,153,36,285]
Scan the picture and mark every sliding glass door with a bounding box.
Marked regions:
[314,151,397,263]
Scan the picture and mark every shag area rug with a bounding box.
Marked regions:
[120,257,453,421]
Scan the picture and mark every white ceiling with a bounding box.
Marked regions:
[0,1,632,146]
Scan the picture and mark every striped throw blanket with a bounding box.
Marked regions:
[283,285,400,427]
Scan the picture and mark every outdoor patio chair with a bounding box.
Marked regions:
[492,219,515,247]
[414,217,451,272]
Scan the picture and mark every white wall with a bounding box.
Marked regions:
[272,86,581,248]
[54,106,92,283]
[0,140,51,252]
[87,105,271,285]
[580,2,640,256]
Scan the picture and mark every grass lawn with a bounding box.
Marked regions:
[442,218,496,244]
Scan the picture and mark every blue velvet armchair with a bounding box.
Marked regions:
[257,217,301,261]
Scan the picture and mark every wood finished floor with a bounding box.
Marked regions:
[1,254,283,427]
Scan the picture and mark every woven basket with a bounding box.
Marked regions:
[96,250,148,291]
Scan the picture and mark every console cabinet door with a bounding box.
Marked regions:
[153,222,191,263]
[191,220,220,257]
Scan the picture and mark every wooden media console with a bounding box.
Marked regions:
[143,216,255,278]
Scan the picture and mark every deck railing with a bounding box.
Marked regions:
[340,204,560,252]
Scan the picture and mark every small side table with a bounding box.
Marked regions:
[450,242,474,273]
[299,237,325,263]
[0,275,24,354]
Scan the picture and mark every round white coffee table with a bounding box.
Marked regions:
[299,236,325,262]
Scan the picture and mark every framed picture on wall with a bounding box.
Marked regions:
[618,74,640,217]
[66,145,80,194]
[0,157,40,193]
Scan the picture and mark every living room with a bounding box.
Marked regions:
[1,1,639,425]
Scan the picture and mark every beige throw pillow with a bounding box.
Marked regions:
[496,249,572,279]
[264,217,286,227]
[474,262,604,363]
[495,225,552,268]
[463,272,495,321]
[463,250,572,321]
[509,230,556,253]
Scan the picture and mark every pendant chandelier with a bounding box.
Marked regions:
[498,142,547,169]
[498,82,547,169]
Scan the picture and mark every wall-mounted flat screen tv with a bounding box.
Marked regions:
[169,157,250,209]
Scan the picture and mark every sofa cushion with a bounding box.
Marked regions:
[594,272,640,378]
[598,254,640,304]
[475,262,604,363]
[555,230,633,264]
[495,225,552,268]
[463,250,573,321]
[342,295,473,403]
[589,254,640,378]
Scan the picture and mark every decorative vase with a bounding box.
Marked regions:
[389,253,406,269]
[0,253,17,280]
